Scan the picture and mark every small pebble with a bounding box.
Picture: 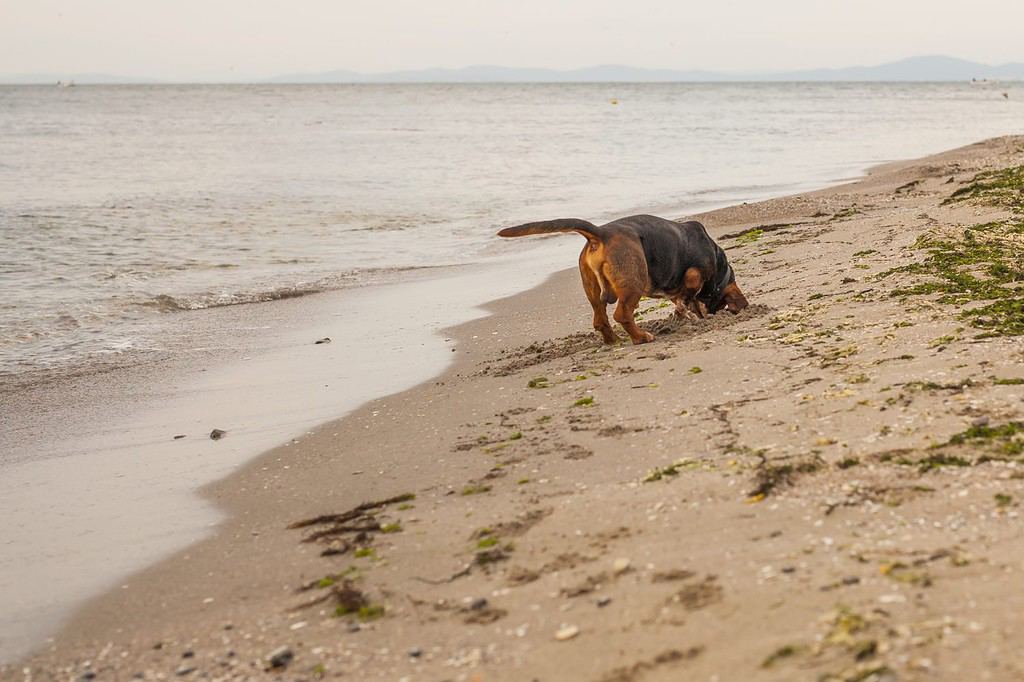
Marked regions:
[209,429,227,440]
[596,596,612,607]
[175,665,196,676]
[181,650,194,659]
[266,646,294,669]
[972,416,990,427]
[555,624,580,641]
[408,647,422,658]
[612,558,631,575]
[469,597,488,611]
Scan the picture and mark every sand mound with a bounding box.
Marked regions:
[484,303,772,376]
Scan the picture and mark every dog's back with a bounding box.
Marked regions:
[603,216,718,293]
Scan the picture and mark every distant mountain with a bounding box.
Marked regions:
[778,55,1024,82]
[265,64,725,84]
[3,56,1023,85]
[268,56,1024,83]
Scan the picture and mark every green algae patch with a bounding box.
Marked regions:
[334,603,385,621]
[880,218,1024,336]
[643,459,698,482]
[946,421,1024,456]
[913,453,971,473]
[747,455,824,499]
[736,228,764,245]
[880,561,933,587]
[761,644,803,669]
[573,396,595,407]
[945,165,1024,210]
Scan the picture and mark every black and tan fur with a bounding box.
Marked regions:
[498,214,748,344]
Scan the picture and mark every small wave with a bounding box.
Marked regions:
[139,287,323,312]
[134,265,442,313]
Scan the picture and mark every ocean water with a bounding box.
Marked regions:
[1,81,1022,381]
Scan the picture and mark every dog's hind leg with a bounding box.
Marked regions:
[579,248,617,344]
[612,291,654,344]
[603,240,655,344]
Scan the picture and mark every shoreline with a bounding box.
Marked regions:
[7,135,1024,680]
[0,246,585,664]
[0,153,882,665]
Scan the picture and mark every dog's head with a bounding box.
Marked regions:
[720,282,749,314]
[703,259,748,315]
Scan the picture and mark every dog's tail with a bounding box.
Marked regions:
[497,218,606,243]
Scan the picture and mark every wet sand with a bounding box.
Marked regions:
[0,246,580,665]
[6,136,1024,681]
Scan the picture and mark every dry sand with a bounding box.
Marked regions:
[7,136,1024,682]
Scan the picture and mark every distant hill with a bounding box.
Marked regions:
[779,55,1024,82]
[264,64,724,84]
[3,56,1023,85]
[267,56,1024,84]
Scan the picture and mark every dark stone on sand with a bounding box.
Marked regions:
[408,647,422,658]
[209,429,227,440]
[314,337,331,344]
[78,672,96,681]
[175,664,196,676]
[182,650,194,658]
[469,597,489,611]
[596,596,612,607]
[173,434,186,440]
[267,646,294,669]
[266,647,294,667]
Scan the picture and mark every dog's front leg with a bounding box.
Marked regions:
[672,297,700,321]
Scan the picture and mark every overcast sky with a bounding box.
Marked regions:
[2,0,1022,80]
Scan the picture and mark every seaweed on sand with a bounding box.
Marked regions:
[880,219,1024,336]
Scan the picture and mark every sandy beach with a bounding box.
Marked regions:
[7,135,1024,681]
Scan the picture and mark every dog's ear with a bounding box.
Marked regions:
[722,283,749,314]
